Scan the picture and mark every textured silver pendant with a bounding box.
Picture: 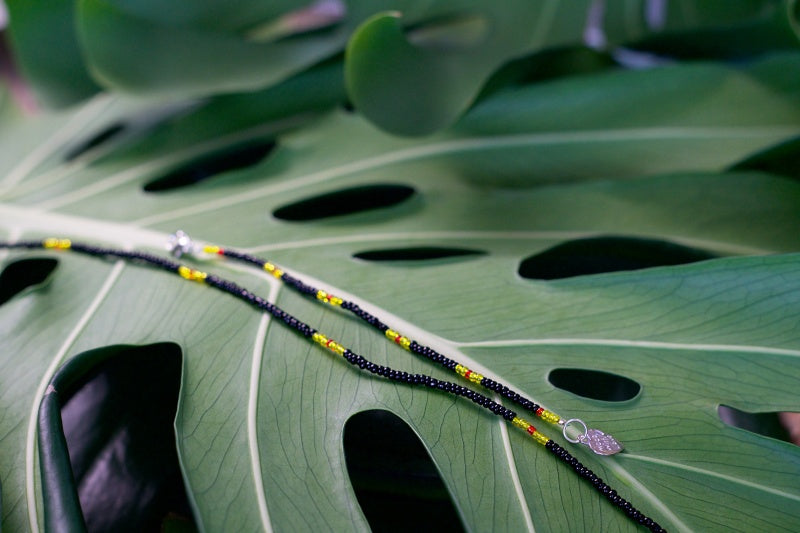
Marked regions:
[562,418,623,456]
[579,428,624,455]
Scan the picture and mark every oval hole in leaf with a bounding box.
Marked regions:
[718,405,795,445]
[273,184,416,221]
[353,246,486,263]
[343,410,464,532]
[548,368,641,402]
[730,136,800,180]
[64,122,127,161]
[518,236,717,280]
[39,343,195,531]
[143,139,276,192]
[341,100,356,113]
[0,257,58,305]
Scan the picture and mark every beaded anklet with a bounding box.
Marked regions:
[170,231,623,457]
[2,237,666,532]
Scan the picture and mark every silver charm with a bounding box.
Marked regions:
[562,418,623,456]
[167,230,195,258]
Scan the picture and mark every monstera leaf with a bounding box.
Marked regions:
[7,0,800,128]
[2,47,800,533]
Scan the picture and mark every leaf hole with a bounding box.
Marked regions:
[64,122,128,162]
[343,410,464,532]
[718,405,797,446]
[340,100,356,113]
[518,236,717,280]
[143,139,276,192]
[40,343,196,531]
[548,368,641,402]
[730,136,800,180]
[0,257,58,306]
[353,246,486,264]
[273,184,416,221]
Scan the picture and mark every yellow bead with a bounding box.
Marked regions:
[330,297,343,306]
[273,269,283,278]
[58,239,72,249]
[178,266,192,279]
[385,329,399,341]
[399,337,411,350]
[455,364,467,377]
[193,270,207,282]
[317,290,328,301]
[43,238,58,249]
[263,262,275,273]
[532,431,549,446]
[512,417,530,430]
[469,372,483,384]
[203,245,220,254]
[541,410,561,425]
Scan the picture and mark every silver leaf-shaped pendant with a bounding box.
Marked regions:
[579,428,624,456]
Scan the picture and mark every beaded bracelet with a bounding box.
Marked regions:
[1,237,666,532]
[170,231,624,457]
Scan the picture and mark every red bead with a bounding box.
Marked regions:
[464,370,472,379]
[536,407,544,416]
[527,425,536,435]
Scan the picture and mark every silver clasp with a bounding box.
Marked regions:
[167,230,196,258]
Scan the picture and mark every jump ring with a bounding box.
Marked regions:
[562,418,588,444]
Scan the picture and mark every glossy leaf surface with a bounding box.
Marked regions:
[1,50,800,533]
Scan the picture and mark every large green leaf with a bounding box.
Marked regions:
[1,54,800,533]
[54,0,798,134]
[346,0,800,134]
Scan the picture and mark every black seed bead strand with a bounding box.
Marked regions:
[215,246,555,421]
[203,274,317,338]
[1,240,44,250]
[341,350,518,421]
[71,244,182,275]
[544,441,666,532]
[340,301,390,332]
[5,239,666,532]
[408,341,458,371]
[280,273,319,298]
[219,249,265,269]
